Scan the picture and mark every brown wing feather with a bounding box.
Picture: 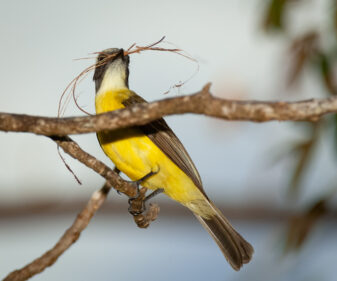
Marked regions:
[122,93,205,195]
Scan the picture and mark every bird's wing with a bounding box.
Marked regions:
[122,93,205,195]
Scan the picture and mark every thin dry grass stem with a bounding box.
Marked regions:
[124,37,199,94]
[57,64,97,118]
[126,42,136,52]
[163,62,200,95]
[162,39,199,62]
[56,55,119,183]
[57,147,82,185]
[59,35,196,117]
[58,36,197,119]
[124,36,176,55]
[57,65,100,185]
[56,37,198,183]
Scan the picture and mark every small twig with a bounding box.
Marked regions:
[133,203,160,229]
[128,187,161,228]
[53,136,160,228]
[3,136,162,281]
[125,36,182,56]
[3,182,112,281]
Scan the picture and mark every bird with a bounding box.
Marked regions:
[93,48,253,270]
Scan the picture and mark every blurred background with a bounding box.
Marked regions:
[1,0,337,280]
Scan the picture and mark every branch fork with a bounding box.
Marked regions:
[2,84,337,281]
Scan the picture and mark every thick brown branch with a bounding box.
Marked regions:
[1,84,336,136]
[3,182,111,281]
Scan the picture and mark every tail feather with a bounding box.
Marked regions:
[195,201,253,270]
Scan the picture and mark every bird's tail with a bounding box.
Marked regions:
[194,200,253,271]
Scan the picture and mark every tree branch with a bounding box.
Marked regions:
[2,83,337,280]
[1,84,336,136]
[53,136,160,227]
[51,136,137,197]
[3,136,162,281]
[3,182,112,281]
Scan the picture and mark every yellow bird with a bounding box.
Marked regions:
[94,48,253,270]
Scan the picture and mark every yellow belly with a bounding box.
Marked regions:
[95,89,211,215]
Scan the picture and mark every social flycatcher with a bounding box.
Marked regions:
[93,48,253,270]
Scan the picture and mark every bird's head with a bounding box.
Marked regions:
[93,48,130,93]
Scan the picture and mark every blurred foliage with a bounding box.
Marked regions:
[263,0,300,32]
[316,51,336,95]
[262,0,337,252]
[334,114,337,152]
[285,198,327,252]
[287,31,319,86]
[263,0,288,31]
[288,123,319,197]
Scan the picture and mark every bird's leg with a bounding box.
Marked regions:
[128,170,157,216]
[113,167,121,174]
[128,187,164,216]
[144,188,164,202]
[128,170,157,200]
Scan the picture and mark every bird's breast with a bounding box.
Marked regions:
[95,89,208,213]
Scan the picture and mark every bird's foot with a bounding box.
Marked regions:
[128,170,159,216]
